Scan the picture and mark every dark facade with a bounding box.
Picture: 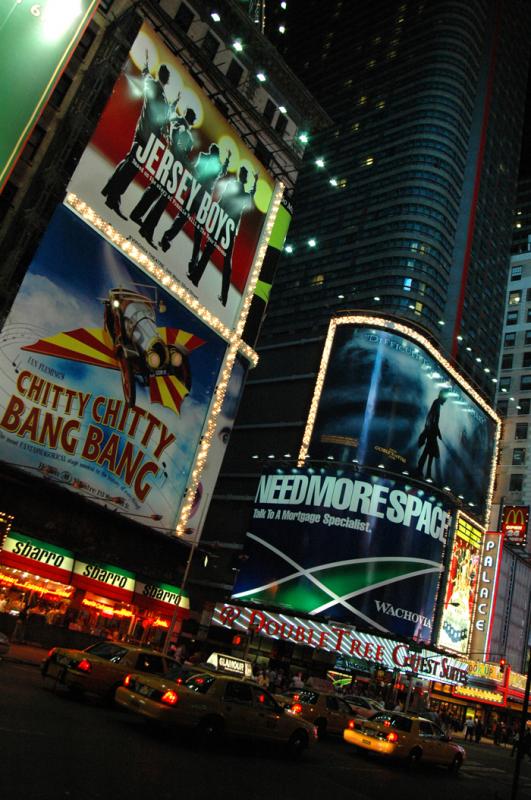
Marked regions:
[198,0,531,592]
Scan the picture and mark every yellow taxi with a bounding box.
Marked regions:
[41,641,177,702]
[280,688,356,739]
[343,710,466,771]
[115,656,317,758]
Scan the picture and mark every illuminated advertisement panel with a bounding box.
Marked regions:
[66,20,278,330]
[501,505,529,547]
[437,513,482,655]
[232,464,456,642]
[469,531,504,659]
[0,205,226,532]
[0,0,100,191]
[212,603,468,685]
[300,317,499,522]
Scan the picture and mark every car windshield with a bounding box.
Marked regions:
[297,691,319,705]
[84,643,129,663]
[184,674,215,694]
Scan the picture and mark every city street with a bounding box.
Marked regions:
[2,660,531,800]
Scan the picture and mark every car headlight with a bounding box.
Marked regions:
[170,348,183,368]
[146,350,161,368]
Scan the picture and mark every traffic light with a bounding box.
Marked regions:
[500,657,506,673]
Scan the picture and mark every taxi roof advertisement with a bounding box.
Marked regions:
[232,464,456,643]
[300,317,499,523]
[0,204,227,533]
[66,20,276,329]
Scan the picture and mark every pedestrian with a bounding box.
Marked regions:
[464,717,475,742]
[475,718,484,744]
[510,730,519,757]
[494,721,502,745]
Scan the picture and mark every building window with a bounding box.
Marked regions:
[175,2,194,31]
[504,332,516,347]
[509,474,524,492]
[49,73,72,109]
[0,180,17,222]
[226,59,244,86]
[511,265,522,281]
[255,140,271,168]
[513,448,526,465]
[527,309,531,323]
[521,375,531,390]
[202,30,219,61]
[518,398,530,415]
[499,377,511,392]
[263,99,276,124]
[497,399,509,416]
[509,290,522,305]
[507,310,519,325]
[502,354,513,369]
[524,353,531,368]
[515,423,528,440]
[22,124,46,162]
[275,114,288,136]
[527,288,531,302]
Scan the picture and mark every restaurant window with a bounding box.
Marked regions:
[504,332,516,347]
[509,290,522,305]
[507,310,518,325]
[518,399,530,415]
[515,423,528,440]
[520,375,531,390]
[512,448,526,465]
[511,265,522,281]
[509,474,524,492]
[502,354,513,370]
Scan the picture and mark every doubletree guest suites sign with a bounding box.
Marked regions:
[0,531,74,583]
[212,604,468,686]
[72,559,135,603]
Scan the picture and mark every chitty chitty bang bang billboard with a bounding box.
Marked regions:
[66,21,277,329]
[0,205,226,532]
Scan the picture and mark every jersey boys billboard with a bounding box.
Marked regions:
[66,21,276,329]
[0,205,226,532]
[233,465,455,642]
[300,317,499,521]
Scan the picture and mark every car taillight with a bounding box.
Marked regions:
[161,689,179,706]
[123,674,132,687]
[46,648,57,659]
[348,720,356,730]
[386,731,399,743]
[291,703,303,714]
[293,694,300,701]
[76,658,91,673]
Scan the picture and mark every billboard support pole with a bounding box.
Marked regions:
[162,541,197,657]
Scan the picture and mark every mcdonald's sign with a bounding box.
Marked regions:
[501,506,529,547]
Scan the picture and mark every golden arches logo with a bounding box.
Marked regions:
[504,507,526,528]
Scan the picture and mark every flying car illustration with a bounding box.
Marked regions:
[103,288,191,408]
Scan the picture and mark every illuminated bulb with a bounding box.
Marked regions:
[257,72,267,82]
[279,105,287,114]
[211,11,221,21]
[233,40,243,52]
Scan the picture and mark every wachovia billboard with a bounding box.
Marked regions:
[299,316,499,523]
[232,465,456,642]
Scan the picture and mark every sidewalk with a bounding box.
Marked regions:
[4,642,48,667]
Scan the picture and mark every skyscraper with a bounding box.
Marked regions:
[200,0,531,573]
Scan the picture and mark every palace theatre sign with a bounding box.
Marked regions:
[212,604,468,686]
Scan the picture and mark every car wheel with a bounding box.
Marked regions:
[287,730,308,760]
[197,716,223,748]
[315,719,327,741]
[41,659,50,678]
[449,754,463,773]
[407,747,422,767]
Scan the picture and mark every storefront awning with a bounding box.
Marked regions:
[0,531,74,584]
[134,579,189,618]
[72,559,135,603]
